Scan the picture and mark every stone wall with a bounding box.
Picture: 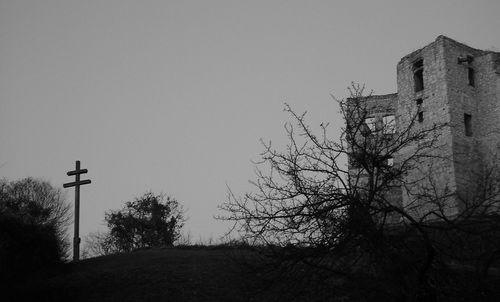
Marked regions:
[441,38,500,209]
[350,36,500,219]
[347,93,402,216]
[396,36,457,217]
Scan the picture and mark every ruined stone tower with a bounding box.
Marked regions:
[351,35,500,218]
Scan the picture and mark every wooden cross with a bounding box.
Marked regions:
[64,160,91,261]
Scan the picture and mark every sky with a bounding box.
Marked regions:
[1,0,500,243]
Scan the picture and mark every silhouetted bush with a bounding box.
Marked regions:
[104,192,184,254]
[0,214,63,280]
[0,178,70,283]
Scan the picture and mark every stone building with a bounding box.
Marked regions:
[350,35,500,219]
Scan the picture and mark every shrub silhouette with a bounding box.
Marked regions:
[0,178,70,282]
[104,192,184,253]
[0,214,62,280]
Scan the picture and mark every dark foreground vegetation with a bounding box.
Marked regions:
[0,178,70,291]
[5,245,500,302]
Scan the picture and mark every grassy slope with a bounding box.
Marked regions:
[19,247,269,302]
[15,246,500,302]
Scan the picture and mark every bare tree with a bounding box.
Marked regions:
[219,84,500,301]
[0,177,70,233]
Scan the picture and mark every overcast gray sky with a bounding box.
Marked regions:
[1,0,500,242]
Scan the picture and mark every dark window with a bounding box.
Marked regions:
[468,67,475,86]
[416,98,423,106]
[458,55,474,64]
[413,59,424,92]
[418,112,424,123]
[413,59,423,69]
[464,114,472,136]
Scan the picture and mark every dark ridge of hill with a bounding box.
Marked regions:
[12,247,272,302]
[11,246,500,301]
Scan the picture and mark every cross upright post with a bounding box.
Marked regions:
[64,160,91,262]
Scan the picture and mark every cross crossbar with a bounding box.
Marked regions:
[67,168,88,176]
[63,179,91,188]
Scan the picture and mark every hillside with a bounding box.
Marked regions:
[11,245,500,302]
[12,247,273,302]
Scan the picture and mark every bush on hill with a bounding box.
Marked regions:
[0,178,70,282]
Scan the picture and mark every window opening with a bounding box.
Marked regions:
[418,112,424,123]
[382,115,396,134]
[468,67,475,87]
[416,98,423,106]
[458,55,474,64]
[364,117,377,132]
[464,114,472,136]
[387,157,394,167]
[413,59,424,92]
